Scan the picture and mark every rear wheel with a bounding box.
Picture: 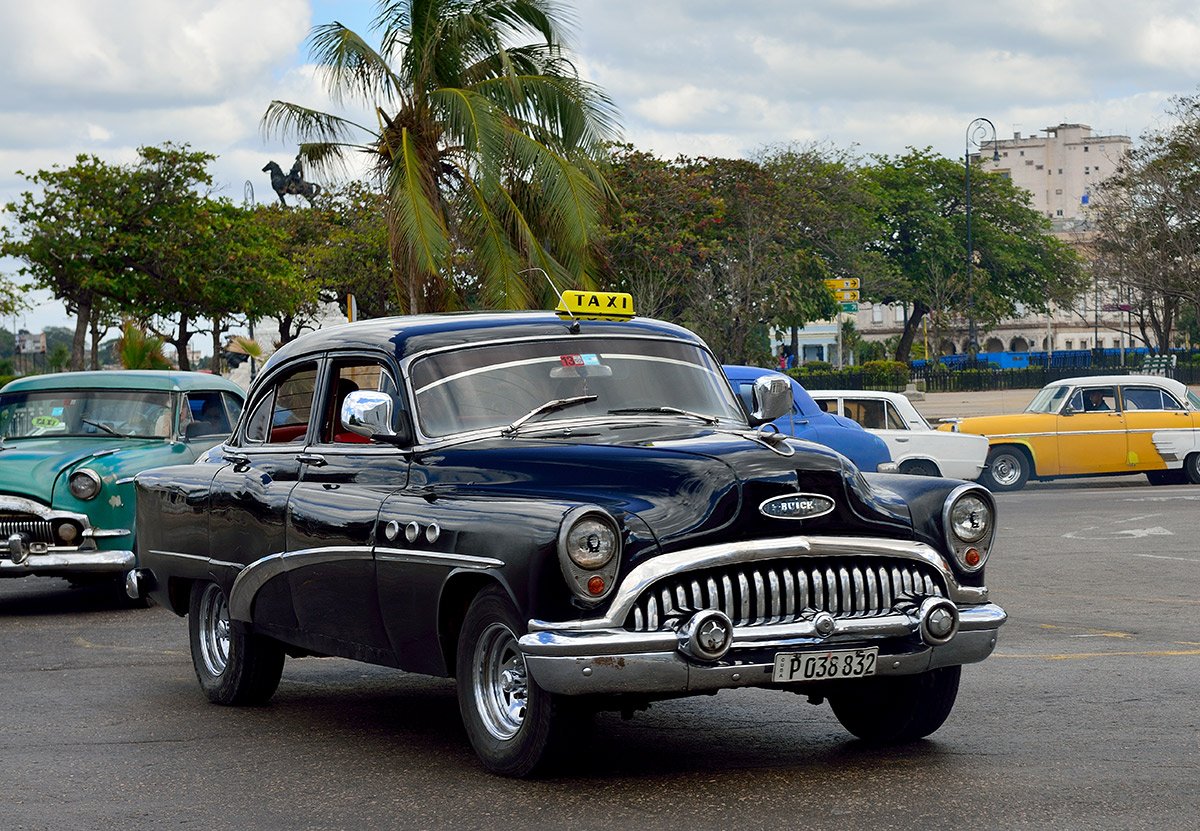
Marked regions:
[980,446,1030,492]
[899,459,940,477]
[189,581,285,706]
[1184,453,1200,485]
[829,666,961,743]
[1146,469,1187,486]
[456,585,585,777]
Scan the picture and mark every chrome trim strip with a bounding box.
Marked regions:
[147,549,244,571]
[375,548,503,569]
[528,535,982,633]
[90,529,132,539]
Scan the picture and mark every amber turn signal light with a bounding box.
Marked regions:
[587,576,606,595]
[965,548,981,567]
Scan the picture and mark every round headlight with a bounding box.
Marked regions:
[950,494,990,543]
[564,516,617,570]
[68,469,102,501]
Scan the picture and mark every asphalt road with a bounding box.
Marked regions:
[3,478,1199,831]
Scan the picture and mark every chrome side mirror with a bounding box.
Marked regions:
[342,390,398,441]
[749,376,792,426]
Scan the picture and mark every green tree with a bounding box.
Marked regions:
[863,148,1085,361]
[262,0,618,314]
[1091,92,1200,352]
[115,320,171,370]
[597,145,723,320]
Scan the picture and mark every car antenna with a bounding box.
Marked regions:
[521,267,580,333]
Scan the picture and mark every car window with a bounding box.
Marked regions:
[412,338,743,437]
[223,392,244,425]
[844,399,891,430]
[1027,385,1071,414]
[1068,386,1117,413]
[318,360,401,444]
[0,389,173,439]
[813,398,837,415]
[884,401,908,430]
[184,391,234,437]
[244,363,319,445]
[1121,386,1182,411]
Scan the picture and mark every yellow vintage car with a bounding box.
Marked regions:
[939,374,1200,491]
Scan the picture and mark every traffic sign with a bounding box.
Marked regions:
[840,302,859,313]
[833,289,860,302]
[824,278,860,290]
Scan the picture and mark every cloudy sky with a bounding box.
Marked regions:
[2,0,1199,334]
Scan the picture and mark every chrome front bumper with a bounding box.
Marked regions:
[1,494,132,576]
[0,548,135,575]
[520,602,1006,696]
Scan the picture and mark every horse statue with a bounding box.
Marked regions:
[262,155,322,206]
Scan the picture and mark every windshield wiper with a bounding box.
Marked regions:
[607,406,719,425]
[501,395,598,436]
[80,418,128,437]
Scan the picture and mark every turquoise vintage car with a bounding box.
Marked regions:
[0,371,244,593]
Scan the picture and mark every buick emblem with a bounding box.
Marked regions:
[759,493,835,520]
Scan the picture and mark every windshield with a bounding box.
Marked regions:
[0,389,175,439]
[1025,385,1071,414]
[409,337,745,437]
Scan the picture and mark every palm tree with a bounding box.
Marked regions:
[116,320,171,370]
[263,0,619,314]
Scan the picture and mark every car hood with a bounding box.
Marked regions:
[940,412,1053,436]
[417,425,914,559]
[0,438,167,504]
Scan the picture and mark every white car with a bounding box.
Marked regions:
[810,390,989,480]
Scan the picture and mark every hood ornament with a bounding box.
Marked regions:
[759,492,835,520]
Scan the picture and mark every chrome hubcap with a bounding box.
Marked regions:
[198,583,231,677]
[992,455,1021,485]
[473,622,528,740]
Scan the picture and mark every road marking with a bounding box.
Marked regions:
[1133,553,1199,562]
[1038,624,1132,639]
[1112,526,1174,538]
[995,648,1200,661]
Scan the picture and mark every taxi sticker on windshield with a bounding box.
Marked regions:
[31,416,62,428]
[559,354,601,367]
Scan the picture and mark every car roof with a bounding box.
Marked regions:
[0,370,245,395]
[808,389,903,400]
[1046,375,1189,395]
[264,312,707,371]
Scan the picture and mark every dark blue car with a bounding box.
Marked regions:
[723,365,894,473]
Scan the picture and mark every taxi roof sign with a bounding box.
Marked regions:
[555,290,635,321]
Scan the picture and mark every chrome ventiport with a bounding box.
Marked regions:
[918,597,960,645]
[678,609,733,662]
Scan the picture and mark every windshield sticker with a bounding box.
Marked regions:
[51,407,64,416]
[31,416,62,428]
[559,354,601,367]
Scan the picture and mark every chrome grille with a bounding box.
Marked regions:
[0,517,55,544]
[626,557,945,632]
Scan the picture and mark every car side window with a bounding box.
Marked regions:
[183,391,233,437]
[244,363,319,445]
[1122,386,1182,411]
[845,399,888,429]
[1072,386,1116,413]
[884,401,908,430]
[814,398,836,414]
[318,360,402,444]
[223,392,245,425]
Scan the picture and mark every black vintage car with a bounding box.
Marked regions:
[134,293,1005,777]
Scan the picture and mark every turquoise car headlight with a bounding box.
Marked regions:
[68,469,102,501]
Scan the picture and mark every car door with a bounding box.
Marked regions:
[209,360,320,630]
[285,356,410,664]
[1055,385,1127,475]
[843,394,916,459]
[1120,384,1195,471]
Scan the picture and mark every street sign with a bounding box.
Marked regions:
[840,302,859,313]
[824,278,860,290]
[833,289,860,302]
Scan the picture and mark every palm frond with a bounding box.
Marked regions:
[387,127,451,279]
[308,22,406,109]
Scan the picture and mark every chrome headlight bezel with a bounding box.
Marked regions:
[557,506,622,603]
[68,468,102,501]
[942,484,995,573]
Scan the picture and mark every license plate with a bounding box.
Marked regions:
[772,647,878,682]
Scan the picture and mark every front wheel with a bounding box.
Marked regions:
[456,585,584,777]
[189,581,285,706]
[980,446,1030,492]
[829,665,961,743]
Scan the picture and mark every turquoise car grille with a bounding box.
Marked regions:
[0,517,56,545]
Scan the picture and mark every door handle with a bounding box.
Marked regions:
[895,437,909,442]
[296,453,328,467]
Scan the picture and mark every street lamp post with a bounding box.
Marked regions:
[965,117,1000,360]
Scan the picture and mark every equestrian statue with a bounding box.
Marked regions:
[263,155,322,206]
